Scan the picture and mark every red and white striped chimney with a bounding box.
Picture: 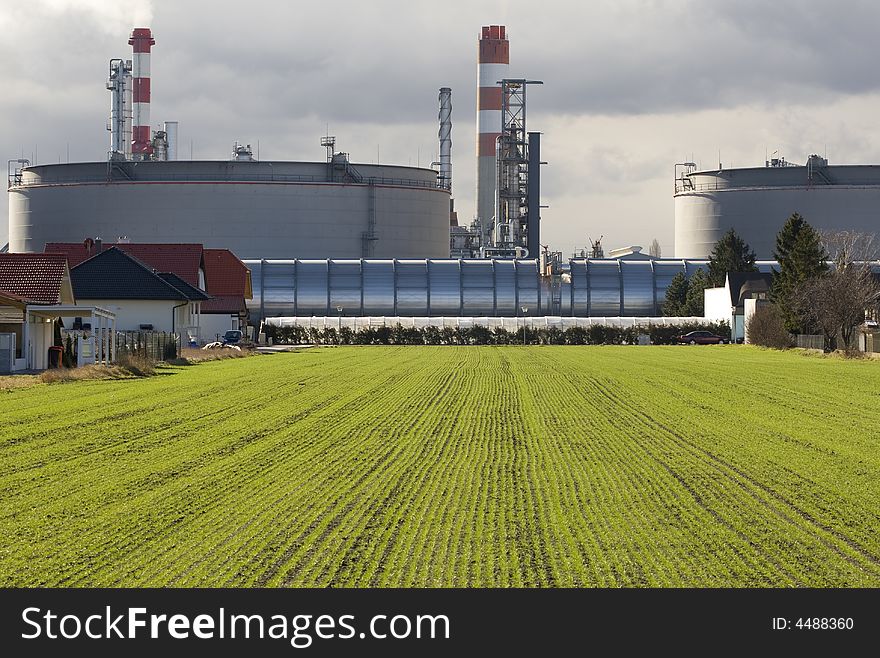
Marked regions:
[129,27,155,159]
[476,25,509,244]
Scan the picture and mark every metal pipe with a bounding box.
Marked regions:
[527,132,541,260]
[107,58,132,160]
[164,121,178,161]
[438,87,452,191]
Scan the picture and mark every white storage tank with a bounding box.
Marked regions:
[674,158,880,258]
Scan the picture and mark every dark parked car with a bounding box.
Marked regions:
[222,329,243,345]
[677,330,727,345]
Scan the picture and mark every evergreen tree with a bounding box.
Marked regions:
[772,212,807,264]
[683,268,708,316]
[707,229,757,287]
[771,213,828,332]
[662,271,689,316]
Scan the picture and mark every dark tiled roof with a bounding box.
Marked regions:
[46,242,203,287]
[727,271,773,307]
[200,294,247,314]
[202,248,251,297]
[156,273,211,301]
[71,248,200,301]
[0,253,68,304]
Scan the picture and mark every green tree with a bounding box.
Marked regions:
[707,229,757,287]
[770,213,828,332]
[683,268,708,316]
[662,271,689,316]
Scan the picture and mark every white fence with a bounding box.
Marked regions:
[266,316,708,331]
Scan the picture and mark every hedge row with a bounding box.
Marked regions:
[263,321,730,346]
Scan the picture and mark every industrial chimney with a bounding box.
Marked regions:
[438,87,452,191]
[476,25,509,247]
[129,27,155,159]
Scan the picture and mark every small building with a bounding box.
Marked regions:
[704,271,773,342]
[69,248,209,341]
[47,240,251,343]
[0,253,116,371]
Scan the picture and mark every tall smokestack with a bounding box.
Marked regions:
[129,27,155,159]
[476,25,509,247]
[438,87,452,191]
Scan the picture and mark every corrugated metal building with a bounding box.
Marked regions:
[246,258,778,321]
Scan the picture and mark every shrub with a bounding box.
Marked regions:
[258,321,732,347]
[746,305,793,349]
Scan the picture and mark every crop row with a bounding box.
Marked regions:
[0,346,878,586]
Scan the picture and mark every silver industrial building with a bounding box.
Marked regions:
[246,257,777,322]
[674,157,880,258]
[7,160,451,259]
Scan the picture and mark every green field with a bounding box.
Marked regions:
[2,346,879,587]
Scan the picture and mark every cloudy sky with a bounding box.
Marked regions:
[2,0,880,255]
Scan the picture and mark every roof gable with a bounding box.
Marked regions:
[70,248,194,301]
[0,253,70,304]
[202,248,251,298]
[46,242,204,287]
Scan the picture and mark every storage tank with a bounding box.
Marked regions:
[9,159,450,258]
[674,158,880,258]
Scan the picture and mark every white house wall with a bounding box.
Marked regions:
[200,314,239,343]
[703,287,732,323]
[76,299,178,332]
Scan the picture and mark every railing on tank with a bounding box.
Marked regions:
[10,167,443,191]
[7,159,28,189]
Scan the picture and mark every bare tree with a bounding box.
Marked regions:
[793,231,880,351]
[649,238,662,258]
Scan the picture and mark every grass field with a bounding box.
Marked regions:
[1,346,879,587]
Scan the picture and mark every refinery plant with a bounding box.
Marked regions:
[6,23,880,321]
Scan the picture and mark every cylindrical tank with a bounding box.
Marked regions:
[674,163,880,258]
[9,160,450,258]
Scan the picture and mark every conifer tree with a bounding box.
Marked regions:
[707,229,757,287]
[662,271,689,316]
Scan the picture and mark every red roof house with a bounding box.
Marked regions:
[0,253,74,305]
[45,240,252,339]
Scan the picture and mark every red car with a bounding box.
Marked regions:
[677,330,727,345]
